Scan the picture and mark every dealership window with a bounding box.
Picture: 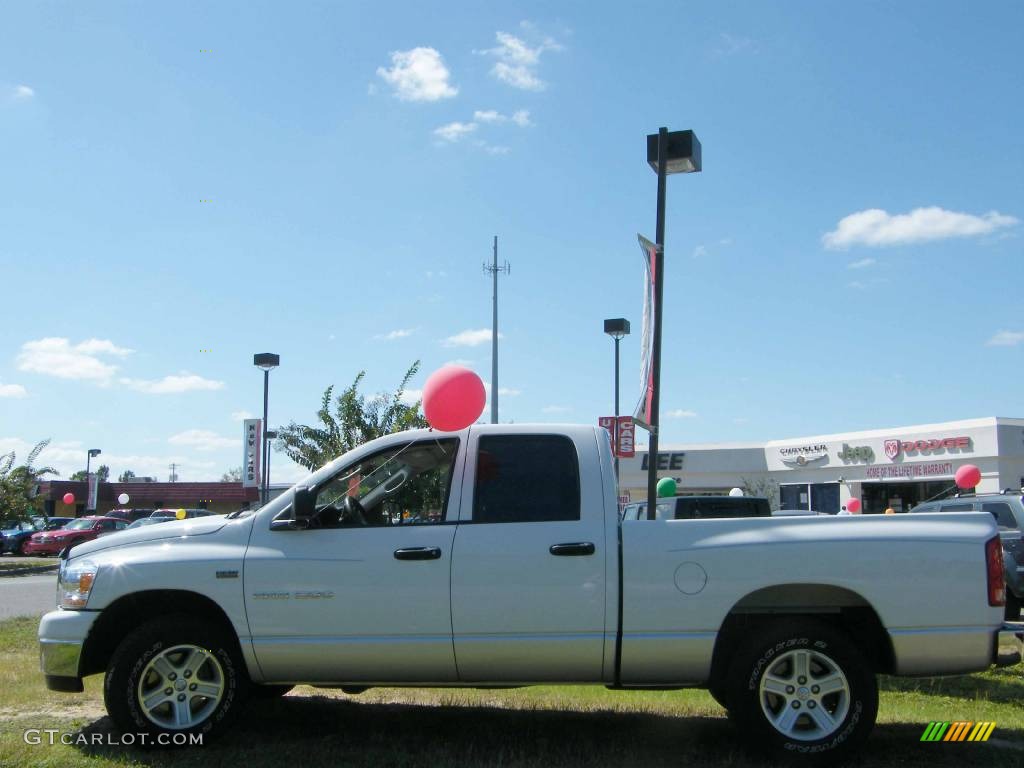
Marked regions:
[780,483,840,514]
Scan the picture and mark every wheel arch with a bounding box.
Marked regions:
[708,583,895,693]
[80,589,245,678]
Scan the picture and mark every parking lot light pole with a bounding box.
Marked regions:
[604,318,630,484]
[253,353,280,506]
[644,127,701,518]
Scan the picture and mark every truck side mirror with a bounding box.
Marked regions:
[293,486,315,520]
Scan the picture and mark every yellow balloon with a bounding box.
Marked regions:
[176,508,186,520]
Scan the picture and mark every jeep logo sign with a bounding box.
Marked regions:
[838,443,874,463]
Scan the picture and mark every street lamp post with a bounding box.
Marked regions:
[644,127,701,519]
[253,353,280,506]
[603,318,630,484]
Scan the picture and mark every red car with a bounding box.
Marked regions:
[23,516,127,556]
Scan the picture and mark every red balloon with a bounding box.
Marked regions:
[422,365,486,432]
[847,498,861,513]
[955,464,981,490]
[62,492,75,505]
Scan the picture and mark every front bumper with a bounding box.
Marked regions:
[38,609,99,692]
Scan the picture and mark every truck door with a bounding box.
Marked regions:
[450,429,608,682]
[244,437,463,683]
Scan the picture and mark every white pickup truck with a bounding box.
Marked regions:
[38,425,1020,757]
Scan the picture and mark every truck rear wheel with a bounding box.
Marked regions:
[103,614,246,743]
[725,618,877,758]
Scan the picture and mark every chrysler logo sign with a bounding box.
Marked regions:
[779,444,828,467]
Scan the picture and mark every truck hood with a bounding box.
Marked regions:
[68,516,229,558]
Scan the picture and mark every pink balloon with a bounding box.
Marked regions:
[955,464,981,490]
[422,365,486,432]
[62,493,75,505]
[847,498,861,513]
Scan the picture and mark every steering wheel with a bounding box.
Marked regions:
[341,496,368,526]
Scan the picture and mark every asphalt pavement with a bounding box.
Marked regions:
[0,572,57,619]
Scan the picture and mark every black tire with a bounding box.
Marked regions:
[249,684,294,699]
[725,618,878,759]
[17,539,30,556]
[708,682,729,710]
[103,614,247,743]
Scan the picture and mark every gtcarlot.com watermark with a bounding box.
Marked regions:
[24,729,203,747]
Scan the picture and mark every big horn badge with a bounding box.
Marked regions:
[884,439,901,460]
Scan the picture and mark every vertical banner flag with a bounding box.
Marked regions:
[616,416,636,457]
[87,472,99,510]
[243,419,262,488]
[598,416,637,458]
[635,234,658,427]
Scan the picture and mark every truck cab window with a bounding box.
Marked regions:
[305,439,458,527]
[473,435,580,523]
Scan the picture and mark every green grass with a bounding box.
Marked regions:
[0,616,1021,767]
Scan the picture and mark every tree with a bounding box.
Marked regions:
[0,439,59,523]
[741,476,781,511]
[70,464,109,482]
[118,469,136,482]
[221,467,243,482]
[276,362,428,470]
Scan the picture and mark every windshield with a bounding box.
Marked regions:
[63,519,94,531]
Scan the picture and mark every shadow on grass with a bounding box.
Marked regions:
[69,693,1024,768]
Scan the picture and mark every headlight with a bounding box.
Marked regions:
[58,559,98,610]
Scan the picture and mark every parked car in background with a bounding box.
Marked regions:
[126,516,175,530]
[772,508,827,517]
[23,516,128,556]
[104,509,155,524]
[33,516,74,532]
[1,519,39,555]
[910,491,1024,619]
[150,508,215,519]
[621,495,771,521]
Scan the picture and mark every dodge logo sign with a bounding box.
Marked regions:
[884,439,901,460]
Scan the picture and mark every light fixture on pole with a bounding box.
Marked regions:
[84,448,101,513]
[644,127,701,518]
[253,353,280,506]
[603,318,630,484]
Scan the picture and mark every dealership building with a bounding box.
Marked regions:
[619,417,1024,514]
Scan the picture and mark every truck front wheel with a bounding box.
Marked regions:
[725,619,877,758]
[103,614,247,742]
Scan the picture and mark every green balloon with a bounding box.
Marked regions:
[657,477,677,498]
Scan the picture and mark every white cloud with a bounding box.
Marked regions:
[714,33,757,57]
[434,121,477,142]
[847,257,877,269]
[121,373,225,394]
[479,30,562,91]
[498,387,520,396]
[168,429,238,451]
[542,405,571,414]
[398,388,424,406]
[511,109,532,127]
[377,47,457,102]
[231,410,254,421]
[473,109,503,123]
[13,84,34,100]
[375,328,415,340]
[692,245,708,258]
[443,329,500,347]
[16,337,133,382]
[985,330,1024,347]
[444,359,474,367]
[823,207,1019,249]
[0,382,27,398]
[666,409,698,418]
[476,140,510,155]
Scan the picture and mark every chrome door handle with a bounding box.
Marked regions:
[393,547,442,561]
[549,542,596,556]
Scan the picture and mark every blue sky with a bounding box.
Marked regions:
[1,1,1021,483]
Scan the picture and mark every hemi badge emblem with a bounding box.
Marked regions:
[215,570,239,579]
